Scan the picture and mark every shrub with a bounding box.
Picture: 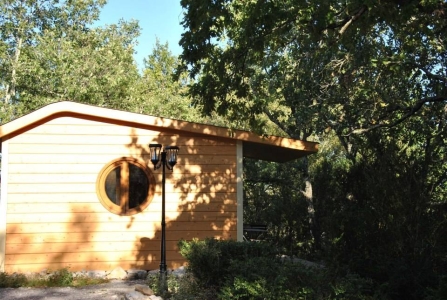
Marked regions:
[147,271,216,300]
[178,238,279,289]
[47,268,74,287]
[178,238,376,299]
[0,272,28,288]
[0,268,108,288]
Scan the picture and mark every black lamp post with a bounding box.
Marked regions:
[148,143,179,290]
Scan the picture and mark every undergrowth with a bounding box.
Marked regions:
[0,268,109,288]
[144,239,378,299]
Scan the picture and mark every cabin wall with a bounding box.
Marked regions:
[3,116,237,273]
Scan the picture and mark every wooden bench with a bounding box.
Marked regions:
[243,224,267,241]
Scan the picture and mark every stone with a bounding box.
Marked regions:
[135,284,154,296]
[90,270,108,278]
[149,295,163,300]
[171,266,186,277]
[124,291,148,300]
[148,269,159,275]
[108,267,128,279]
[23,271,35,279]
[127,269,148,280]
[280,255,325,269]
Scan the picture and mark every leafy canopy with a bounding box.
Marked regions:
[178,0,447,139]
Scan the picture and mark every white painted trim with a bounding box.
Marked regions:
[0,139,8,271]
[236,141,243,242]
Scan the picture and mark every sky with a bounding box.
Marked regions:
[95,0,184,68]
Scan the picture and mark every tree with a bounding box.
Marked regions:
[20,20,141,111]
[0,0,142,122]
[178,0,446,141]
[136,39,202,121]
[179,1,447,298]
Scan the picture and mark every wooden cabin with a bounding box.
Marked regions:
[0,101,318,273]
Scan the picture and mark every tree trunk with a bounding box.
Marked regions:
[301,157,321,251]
[5,35,22,104]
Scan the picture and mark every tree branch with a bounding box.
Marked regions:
[420,67,447,84]
[339,5,368,35]
[346,96,447,135]
[323,5,368,34]
[264,108,292,136]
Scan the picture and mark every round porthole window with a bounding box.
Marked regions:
[97,157,155,215]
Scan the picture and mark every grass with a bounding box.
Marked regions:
[0,268,109,288]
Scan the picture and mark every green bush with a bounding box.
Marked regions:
[178,238,376,299]
[147,271,216,300]
[178,238,280,288]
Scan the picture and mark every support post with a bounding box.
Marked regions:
[160,151,167,289]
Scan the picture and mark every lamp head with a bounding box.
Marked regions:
[165,146,179,168]
[149,143,162,166]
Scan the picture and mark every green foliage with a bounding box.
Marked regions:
[0,0,204,124]
[178,238,279,288]
[178,4,447,298]
[242,122,447,299]
[219,277,269,300]
[147,272,213,300]
[0,0,117,121]
[179,0,447,139]
[136,39,202,122]
[243,158,314,256]
[16,19,141,111]
[0,272,28,288]
[314,127,446,299]
[0,268,108,288]
[46,268,74,287]
[146,273,166,298]
[178,238,375,299]
[220,254,374,300]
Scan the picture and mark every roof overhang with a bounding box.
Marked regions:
[0,101,318,162]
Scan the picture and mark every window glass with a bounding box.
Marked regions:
[128,163,149,209]
[97,158,155,215]
[105,166,120,205]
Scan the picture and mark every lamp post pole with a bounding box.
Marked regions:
[149,144,179,292]
[160,150,167,277]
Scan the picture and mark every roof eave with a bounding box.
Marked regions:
[0,101,318,162]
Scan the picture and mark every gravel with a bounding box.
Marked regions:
[0,279,147,300]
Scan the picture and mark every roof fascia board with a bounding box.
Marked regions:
[0,101,318,156]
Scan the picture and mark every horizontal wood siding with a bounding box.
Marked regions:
[5,117,237,273]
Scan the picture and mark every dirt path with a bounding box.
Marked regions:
[0,279,147,300]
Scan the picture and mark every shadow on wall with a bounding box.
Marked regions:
[5,203,101,272]
[4,126,237,273]
[125,128,237,270]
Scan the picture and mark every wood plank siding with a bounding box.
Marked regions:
[4,116,237,273]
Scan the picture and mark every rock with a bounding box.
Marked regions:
[125,291,148,300]
[73,270,107,278]
[149,295,163,300]
[108,267,128,279]
[23,271,35,279]
[171,266,186,277]
[148,269,159,275]
[293,258,325,269]
[135,284,154,296]
[280,255,325,269]
[127,269,148,280]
